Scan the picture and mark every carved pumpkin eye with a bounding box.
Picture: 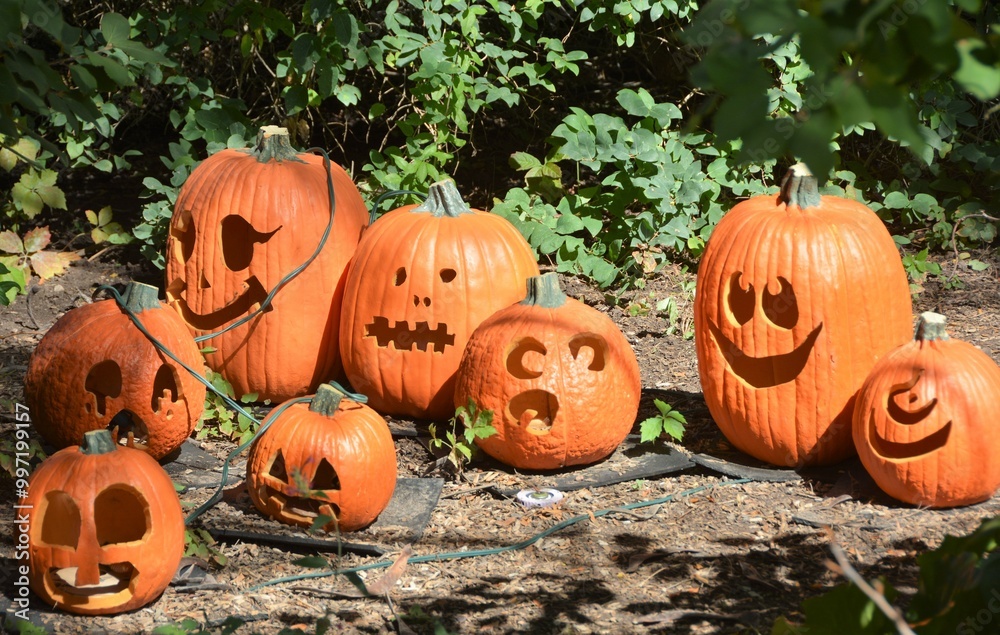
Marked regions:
[726,272,755,326]
[394,268,407,286]
[85,361,122,417]
[506,337,547,379]
[569,334,607,371]
[762,277,798,330]
[94,486,150,545]
[220,215,281,271]
[39,491,81,549]
[439,269,456,283]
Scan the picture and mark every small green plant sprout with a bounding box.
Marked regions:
[196,369,266,446]
[428,398,497,476]
[0,262,22,305]
[86,206,134,245]
[639,399,687,444]
[183,528,228,567]
[0,227,80,296]
[899,247,942,295]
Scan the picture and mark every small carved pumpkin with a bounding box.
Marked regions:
[20,430,184,615]
[453,273,641,470]
[246,383,397,532]
[694,164,913,467]
[25,282,206,459]
[339,179,540,420]
[853,312,1000,507]
[165,126,368,402]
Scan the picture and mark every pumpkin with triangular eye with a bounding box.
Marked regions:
[853,312,1000,508]
[694,164,913,467]
[246,383,397,532]
[339,179,539,420]
[453,273,641,470]
[165,126,368,402]
[25,281,206,459]
[20,430,184,615]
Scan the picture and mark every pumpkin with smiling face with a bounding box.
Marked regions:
[21,430,184,615]
[339,179,540,420]
[454,273,641,469]
[694,164,913,467]
[853,312,1000,507]
[165,126,368,402]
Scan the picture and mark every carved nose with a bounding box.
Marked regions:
[412,295,431,307]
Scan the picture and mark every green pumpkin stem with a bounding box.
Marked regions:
[413,179,473,217]
[779,162,822,209]
[915,311,950,341]
[121,281,161,314]
[81,429,118,455]
[521,272,567,309]
[309,383,347,416]
[250,126,304,163]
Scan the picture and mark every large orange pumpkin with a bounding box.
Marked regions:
[339,179,540,420]
[20,429,184,615]
[165,126,368,402]
[453,273,641,470]
[246,383,397,532]
[853,312,1000,507]
[25,281,205,459]
[694,164,913,467]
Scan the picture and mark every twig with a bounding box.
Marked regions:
[827,540,917,635]
[25,283,41,330]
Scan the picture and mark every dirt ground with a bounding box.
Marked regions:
[2,252,1000,635]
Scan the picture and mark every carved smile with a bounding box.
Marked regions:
[365,316,455,352]
[49,564,136,598]
[869,384,952,459]
[708,321,823,388]
[168,277,270,331]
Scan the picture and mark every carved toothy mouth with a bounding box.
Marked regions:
[48,563,136,598]
[365,316,455,352]
[707,321,823,389]
[167,277,270,331]
[107,410,150,452]
[507,390,559,435]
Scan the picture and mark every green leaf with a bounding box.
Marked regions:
[100,12,131,46]
[882,192,908,209]
[954,39,1000,100]
[639,417,664,443]
[292,556,329,568]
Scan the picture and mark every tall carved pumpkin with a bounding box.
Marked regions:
[853,312,1000,507]
[246,383,397,532]
[694,164,913,467]
[25,281,205,459]
[165,126,368,402]
[454,273,641,470]
[21,430,184,615]
[339,179,540,420]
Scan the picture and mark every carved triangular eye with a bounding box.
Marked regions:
[40,491,81,549]
[310,458,340,491]
[727,272,755,326]
[762,277,797,330]
[267,450,288,482]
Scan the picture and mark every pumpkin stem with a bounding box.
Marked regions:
[80,429,118,455]
[915,311,950,341]
[250,126,305,164]
[121,281,161,314]
[779,163,822,209]
[309,383,346,416]
[413,179,473,217]
[521,272,567,309]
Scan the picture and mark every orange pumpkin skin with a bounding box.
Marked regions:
[21,430,184,615]
[246,384,397,532]
[25,282,206,459]
[339,179,540,420]
[454,273,641,470]
[694,165,913,467]
[165,126,368,402]
[853,312,1000,507]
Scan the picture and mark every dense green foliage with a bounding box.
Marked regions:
[1,0,997,294]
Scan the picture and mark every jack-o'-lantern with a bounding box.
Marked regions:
[453,273,641,470]
[694,164,913,467]
[246,383,397,532]
[339,179,540,420]
[25,282,206,459]
[21,429,184,615]
[165,126,368,402]
[853,312,1000,507]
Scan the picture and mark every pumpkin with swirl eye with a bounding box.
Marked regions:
[853,312,1000,507]
[694,163,913,467]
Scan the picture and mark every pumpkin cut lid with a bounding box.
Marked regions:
[412,179,474,217]
[779,162,821,210]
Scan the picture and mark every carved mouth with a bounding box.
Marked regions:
[708,321,823,389]
[49,563,135,598]
[869,387,952,460]
[107,410,150,453]
[507,389,559,435]
[167,277,270,331]
[365,316,455,352]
